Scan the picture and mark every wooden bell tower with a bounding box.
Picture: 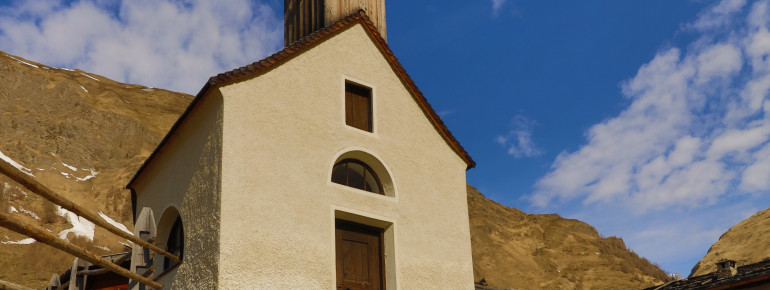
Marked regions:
[284,0,386,46]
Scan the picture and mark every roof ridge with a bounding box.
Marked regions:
[208,10,369,87]
[129,9,474,189]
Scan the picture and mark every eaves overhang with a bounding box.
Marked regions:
[127,10,475,190]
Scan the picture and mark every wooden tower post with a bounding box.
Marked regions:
[284,0,386,46]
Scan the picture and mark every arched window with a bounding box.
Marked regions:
[332,159,383,194]
[164,216,184,270]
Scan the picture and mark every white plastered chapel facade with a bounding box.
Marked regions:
[126,3,476,289]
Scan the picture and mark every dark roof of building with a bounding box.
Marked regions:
[645,259,770,290]
[127,10,475,189]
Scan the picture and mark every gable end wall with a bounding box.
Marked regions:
[218,23,473,289]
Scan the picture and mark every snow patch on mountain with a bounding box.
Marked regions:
[98,211,133,236]
[76,169,98,182]
[18,206,40,220]
[2,238,36,245]
[58,162,98,182]
[5,55,39,69]
[80,72,99,82]
[56,206,95,241]
[0,149,34,176]
[61,162,77,171]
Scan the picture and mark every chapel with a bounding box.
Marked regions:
[127,1,476,288]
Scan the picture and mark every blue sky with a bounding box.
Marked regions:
[1,0,769,277]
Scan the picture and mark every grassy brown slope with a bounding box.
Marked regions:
[468,185,668,289]
[690,206,770,277]
[0,50,672,289]
[0,51,192,288]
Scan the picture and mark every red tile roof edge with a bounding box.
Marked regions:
[128,10,474,189]
[353,11,476,170]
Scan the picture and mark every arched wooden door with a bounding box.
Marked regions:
[335,220,384,290]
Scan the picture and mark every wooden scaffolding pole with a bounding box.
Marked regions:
[0,159,179,263]
[0,212,163,289]
[0,278,34,290]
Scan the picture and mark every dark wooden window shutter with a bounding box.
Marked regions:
[346,82,372,132]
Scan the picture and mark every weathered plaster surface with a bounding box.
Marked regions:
[133,22,473,289]
[132,90,223,289]
[217,23,473,289]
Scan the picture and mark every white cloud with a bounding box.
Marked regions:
[707,122,770,159]
[740,143,770,192]
[491,0,506,16]
[687,0,746,31]
[532,48,695,207]
[497,115,543,158]
[695,43,742,85]
[0,0,282,94]
[531,0,770,213]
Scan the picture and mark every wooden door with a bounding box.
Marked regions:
[336,221,383,290]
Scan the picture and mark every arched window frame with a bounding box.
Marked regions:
[155,206,184,278]
[332,158,384,194]
[164,216,184,270]
[330,149,396,198]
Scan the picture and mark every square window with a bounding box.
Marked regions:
[345,82,372,132]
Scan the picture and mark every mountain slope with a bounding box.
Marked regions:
[0,50,670,289]
[0,51,192,288]
[689,206,770,277]
[468,185,669,289]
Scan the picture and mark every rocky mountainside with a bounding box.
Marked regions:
[0,50,670,289]
[689,206,770,277]
[468,185,669,289]
[0,50,192,288]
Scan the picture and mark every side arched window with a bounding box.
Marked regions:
[331,159,383,194]
[164,216,184,270]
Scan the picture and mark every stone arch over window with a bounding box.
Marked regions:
[331,149,395,197]
[156,206,184,273]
